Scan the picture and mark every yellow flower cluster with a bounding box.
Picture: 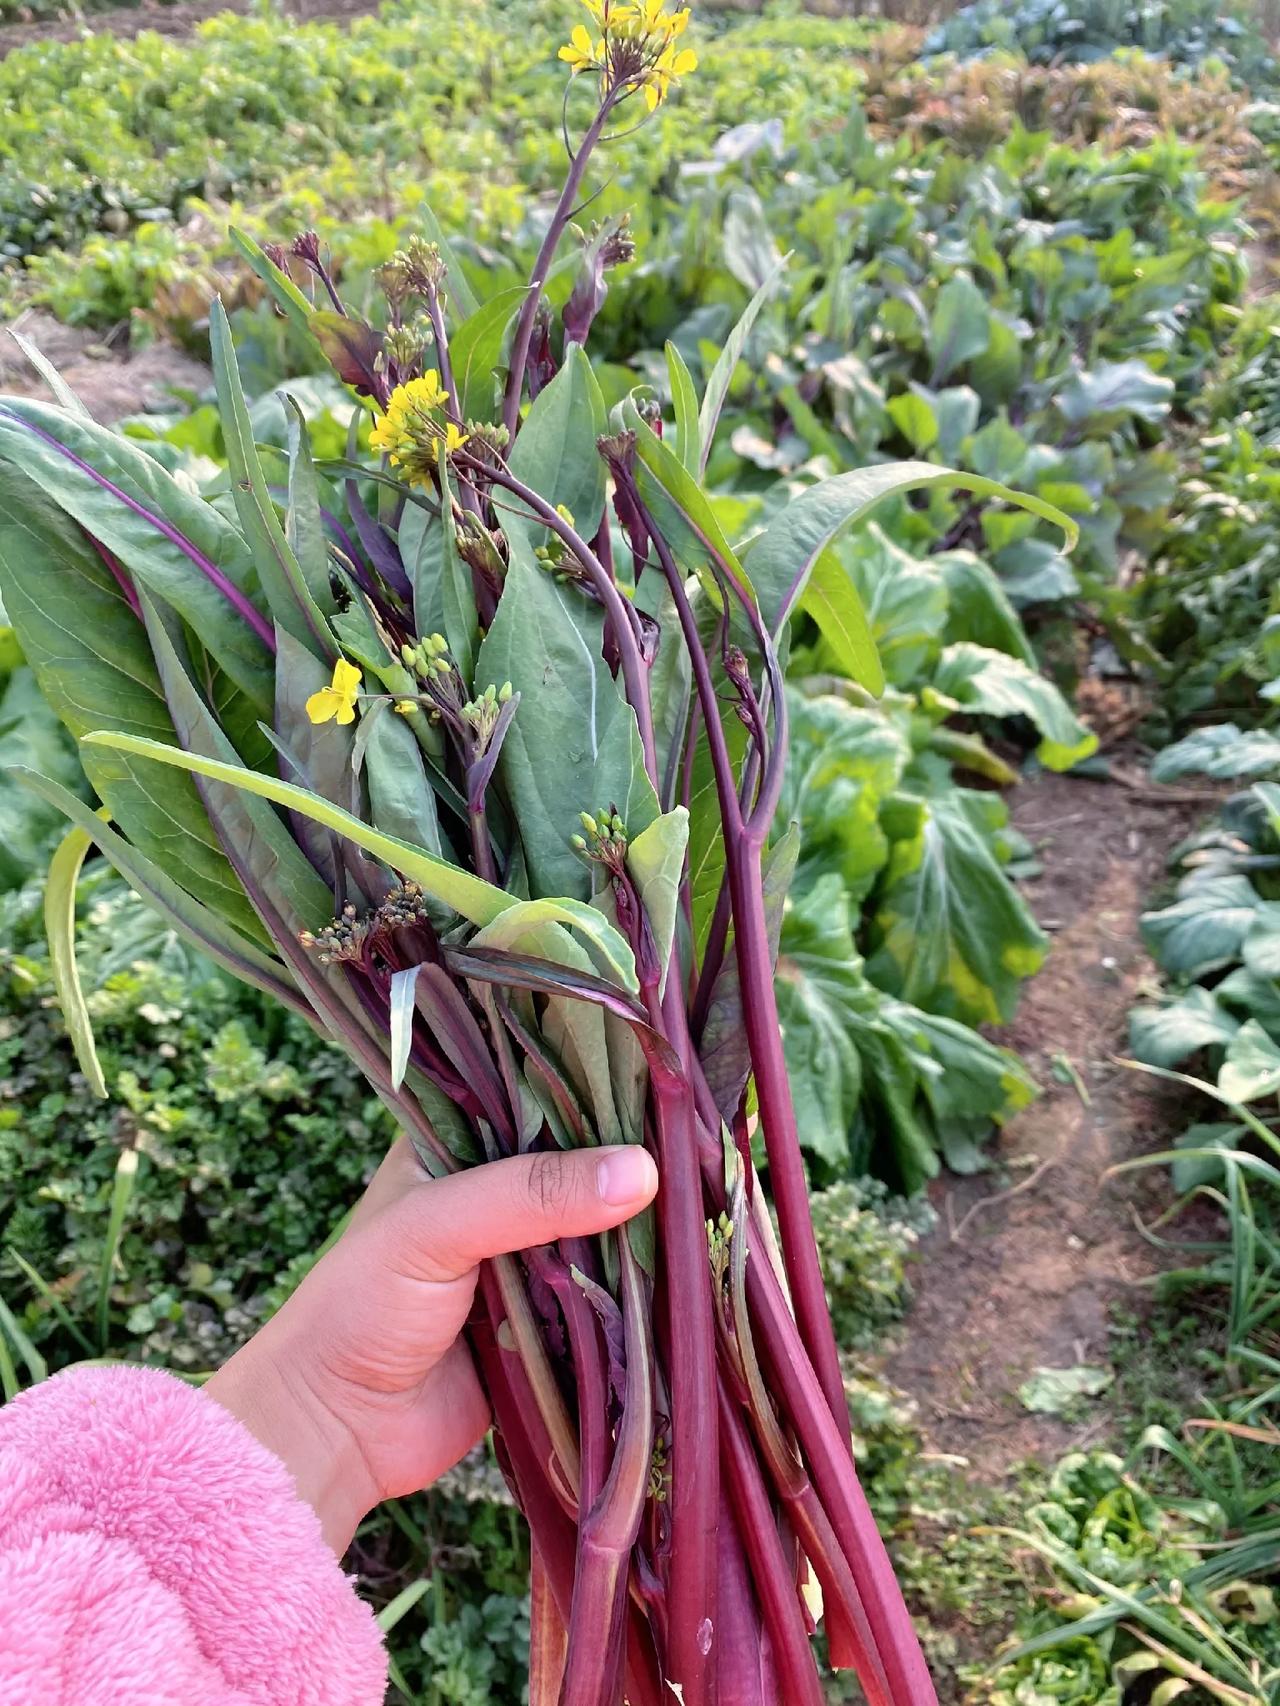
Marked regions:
[558,0,696,112]
[368,372,469,487]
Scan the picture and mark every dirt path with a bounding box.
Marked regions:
[888,766,1207,1481]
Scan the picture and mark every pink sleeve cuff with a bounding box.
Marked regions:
[0,1362,387,1706]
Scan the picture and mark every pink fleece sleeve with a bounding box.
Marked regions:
[0,1362,387,1706]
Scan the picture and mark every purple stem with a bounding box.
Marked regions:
[1,408,275,652]
[473,459,660,789]
[86,532,143,619]
[501,89,621,442]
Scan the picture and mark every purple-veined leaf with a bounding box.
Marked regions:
[0,398,275,704]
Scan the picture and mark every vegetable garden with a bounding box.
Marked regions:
[0,0,1279,1698]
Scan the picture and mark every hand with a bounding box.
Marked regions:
[205,1137,658,1553]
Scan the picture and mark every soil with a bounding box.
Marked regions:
[887,764,1212,1484]
[0,312,211,423]
[0,0,373,57]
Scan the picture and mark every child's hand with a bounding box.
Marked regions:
[206,1137,658,1552]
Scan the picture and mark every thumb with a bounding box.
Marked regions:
[372,1144,659,1284]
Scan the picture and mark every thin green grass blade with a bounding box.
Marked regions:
[0,1321,17,1402]
[376,1579,432,1634]
[5,1247,95,1356]
[0,1292,47,1386]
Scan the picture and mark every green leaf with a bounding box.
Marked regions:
[1129,987,1241,1069]
[9,765,303,1013]
[775,875,868,1172]
[843,526,948,689]
[992,538,1080,606]
[450,286,529,425]
[416,203,481,320]
[471,897,637,991]
[44,818,107,1099]
[1218,966,1280,1039]
[1218,1021,1280,1105]
[928,275,991,385]
[1141,875,1260,979]
[624,400,755,613]
[779,691,909,905]
[470,900,637,1147]
[622,807,688,996]
[1056,359,1174,427]
[938,552,1036,666]
[0,465,259,936]
[7,329,91,420]
[507,345,608,544]
[869,789,1048,1027]
[438,475,478,685]
[1018,1365,1113,1415]
[931,642,1098,771]
[797,549,884,696]
[744,460,1077,647]
[210,301,335,662]
[886,391,938,453]
[0,398,273,712]
[474,537,658,901]
[0,665,86,890]
[775,873,1027,1188]
[362,704,445,859]
[1243,905,1280,981]
[1151,725,1280,784]
[284,398,339,619]
[83,728,512,928]
[666,341,702,476]
[697,256,787,475]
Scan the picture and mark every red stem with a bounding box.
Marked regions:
[718,1383,826,1706]
[648,1058,719,1706]
[745,1252,937,1703]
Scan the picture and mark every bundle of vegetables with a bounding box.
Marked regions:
[0,5,1072,1699]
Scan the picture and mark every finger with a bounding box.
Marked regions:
[347,1135,428,1235]
[377,1144,658,1284]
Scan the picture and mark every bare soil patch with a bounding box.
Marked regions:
[888,766,1209,1483]
[0,313,210,422]
[0,0,374,58]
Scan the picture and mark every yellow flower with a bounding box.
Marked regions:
[306,658,363,726]
[643,40,696,108]
[558,23,603,71]
[634,0,683,34]
[369,370,448,455]
[582,0,635,23]
[441,421,470,458]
